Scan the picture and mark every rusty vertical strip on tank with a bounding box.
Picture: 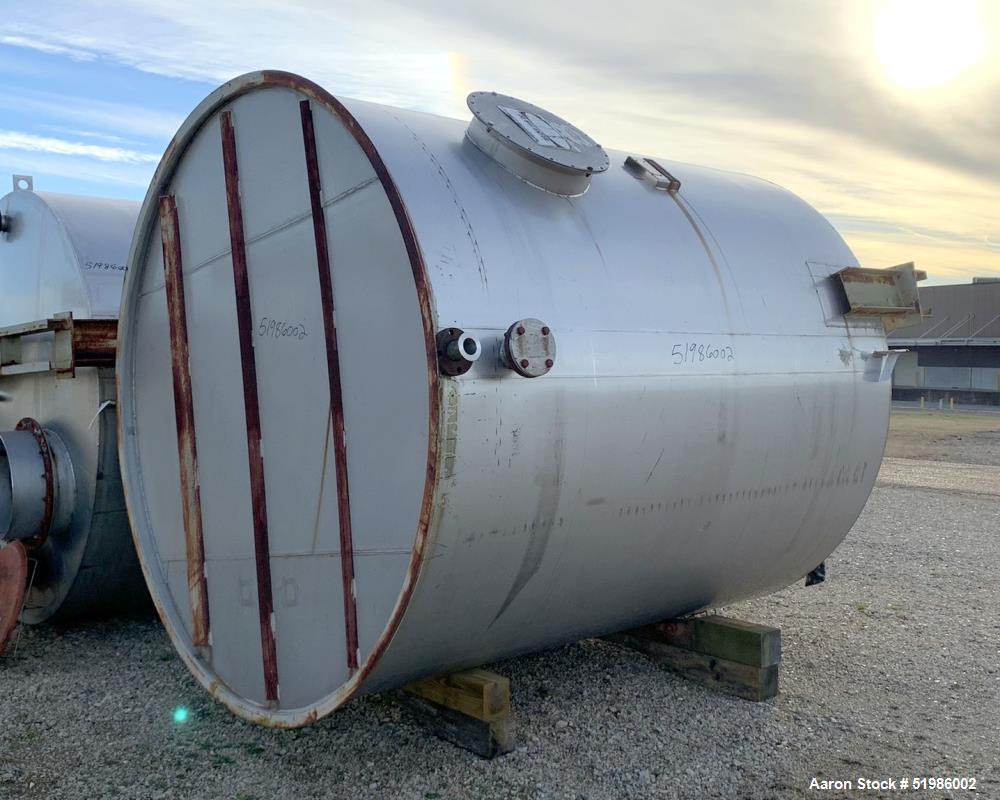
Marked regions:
[299,99,360,670]
[219,111,280,703]
[159,194,211,649]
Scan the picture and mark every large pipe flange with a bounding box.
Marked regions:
[0,418,76,549]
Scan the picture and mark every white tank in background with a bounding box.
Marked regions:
[115,72,921,726]
[0,177,146,654]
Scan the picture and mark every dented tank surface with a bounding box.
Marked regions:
[117,71,912,727]
[0,182,147,628]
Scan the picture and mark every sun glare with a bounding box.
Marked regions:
[875,0,987,89]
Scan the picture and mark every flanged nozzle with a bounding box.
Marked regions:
[436,328,482,377]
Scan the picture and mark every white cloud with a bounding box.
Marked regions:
[0,34,96,61]
[36,125,145,148]
[0,87,185,141]
[0,3,459,114]
[0,130,160,164]
[0,150,153,191]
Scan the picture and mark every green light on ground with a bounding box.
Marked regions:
[172,706,190,724]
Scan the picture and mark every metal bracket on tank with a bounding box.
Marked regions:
[835,263,925,332]
[863,349,907,383]
[0,312,117,380]
[624,156,681,193]
[2,176,34,235]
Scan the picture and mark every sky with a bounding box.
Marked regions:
[1,0,997,285]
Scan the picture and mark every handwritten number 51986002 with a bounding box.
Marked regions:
[257,316,308,341]
[671,342,735,365]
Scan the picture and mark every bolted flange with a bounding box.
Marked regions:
[502,318,556,378]
[0,418,76,549]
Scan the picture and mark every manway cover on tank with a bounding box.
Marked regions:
[118,71,919,726]
[0,180,147,632]
[465,91,609,195]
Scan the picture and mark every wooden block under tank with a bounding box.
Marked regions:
[399,668,516,758]
[607,615,781,701]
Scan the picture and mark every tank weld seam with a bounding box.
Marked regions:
[138,176,380,298]
[159,546,414,565]
[390,112,489,290]
[387,325,884,341]
[534,369,866,379]
[308,412,332,554]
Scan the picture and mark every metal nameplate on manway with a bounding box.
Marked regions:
[497,105,585,152]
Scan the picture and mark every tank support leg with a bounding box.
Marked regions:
[397,668,516,758]
[606,615,781,701]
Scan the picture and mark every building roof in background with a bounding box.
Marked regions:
[890,280,1000,341]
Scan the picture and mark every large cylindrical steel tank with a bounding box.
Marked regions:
[117,72,910,727]
[0,181,146,642]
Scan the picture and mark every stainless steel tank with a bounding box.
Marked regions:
[0,179,146,645]
[116,71,920,726]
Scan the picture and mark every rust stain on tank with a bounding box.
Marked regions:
[839,267,895,286]
[220,110,280,703]
[72,319,118,367]
[300,97,360,672]
[159,194,211,649]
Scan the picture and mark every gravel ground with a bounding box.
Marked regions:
[886,409,1000,466]
[2,419,998,800]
